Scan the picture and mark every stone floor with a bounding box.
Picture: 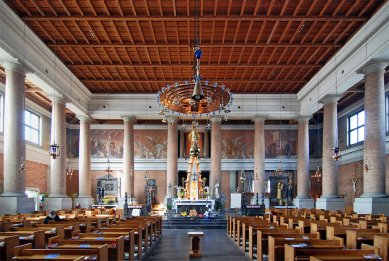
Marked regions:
[143,229,250,261]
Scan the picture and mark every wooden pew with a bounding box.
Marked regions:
[95,229,136,261]
[345,230,384,249]
[249,228,301,260]
[49,234,124,261]
[0,234,18,260]
[267,234,322,261]
[0,230,45,248]
[309,253,382,261]
[15,243,108,261]
[284,244,372,261]
[241,221,281,252]
[373,234,389,260]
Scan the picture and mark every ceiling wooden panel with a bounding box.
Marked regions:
[4,0,386,96]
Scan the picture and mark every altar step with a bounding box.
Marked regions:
[162,216,227,229]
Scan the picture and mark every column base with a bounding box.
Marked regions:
[316,197,345,211]
[76,197,95,209]
[0,196,35,215]
[44,197,72,211]
[293,198,315,209]
[354,197,389,216]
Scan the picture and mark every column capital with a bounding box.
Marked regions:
[320,94,340,105]
[296,115,311,123]
[357,59,389,75]
[121,115,136,123]
[252,114,267,123]
[48,94,67,104]
[210,116,223,124]
[2,61,27,74]
[77,114,92,123]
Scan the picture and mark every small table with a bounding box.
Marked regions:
[188,232,204,257]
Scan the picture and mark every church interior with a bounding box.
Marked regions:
[1,0,389,260]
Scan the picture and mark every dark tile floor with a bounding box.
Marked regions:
[143,229,250,261]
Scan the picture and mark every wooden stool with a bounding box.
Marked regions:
[188,231,204,257]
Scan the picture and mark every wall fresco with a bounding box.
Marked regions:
[265,129,297,158]
[221,130,254,159]
[134,130,167,159]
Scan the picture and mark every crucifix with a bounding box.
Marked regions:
[348,164,361,196]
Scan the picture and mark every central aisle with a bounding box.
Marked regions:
[143,229,250,261]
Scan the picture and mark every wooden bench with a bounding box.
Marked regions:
[0,234,18,260]
[267,235,324,261]
[16,242,108,261]
[284,244,370,261]
[0,230,45,249]
[49,234,124,261]
[345,230,384,249]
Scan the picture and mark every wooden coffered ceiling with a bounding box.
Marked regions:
[4,0,387,97]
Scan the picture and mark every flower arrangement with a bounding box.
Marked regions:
[102,195,117,204]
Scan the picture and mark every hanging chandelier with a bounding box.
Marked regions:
[156,0,233,120]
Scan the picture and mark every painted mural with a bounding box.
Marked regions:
[265,129,297,159]
[91,129,124,158]
[221,130,254,159]
[134,130,167,159]
[66,128,79,158]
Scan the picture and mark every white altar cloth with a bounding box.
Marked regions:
[173,199,215,213]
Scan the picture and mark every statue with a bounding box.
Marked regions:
[276,181,283,205]
[215,181,220,199]
[352,178,357,193]
[189,127,200,157]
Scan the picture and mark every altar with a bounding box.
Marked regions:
[173,199,215,213]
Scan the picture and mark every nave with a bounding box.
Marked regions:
[143,229,249,261]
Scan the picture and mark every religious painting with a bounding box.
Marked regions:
[221,130,254,159]
[134,130,167,159]
[66,128,79,158]
[90,129,124,158]
[265,129,297,158]
[185,131,204,158]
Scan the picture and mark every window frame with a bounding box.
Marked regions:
[24,109,41,146]
[347,109,365,147]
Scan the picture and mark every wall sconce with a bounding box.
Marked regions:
[49,143,60,159]
[364,163,369,172]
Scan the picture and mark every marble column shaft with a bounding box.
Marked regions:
[50,97,67,197]
[362,63,387,197]
[122,116,135,197]
[167,122,178,196]
[2,62,26,196]
[253,117,265,196]
[210,118,222,188]
[321,96,339,198]
[78,116,91,197]
[203,130,209,158]
[179,129,185,158]
[296,117,310,198]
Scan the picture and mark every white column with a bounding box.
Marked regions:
[0,62,34,215]
[354,60,389,215]
[296,116,310,198]
[166,120,178,197]
[45,96,71,210]
[1,62,26,197]
[122,116,135,198]
[76,115,94,208]
[316,95,345,211]
[253,116,265,197]
[293,116,314,209]
[210,117,222,189]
